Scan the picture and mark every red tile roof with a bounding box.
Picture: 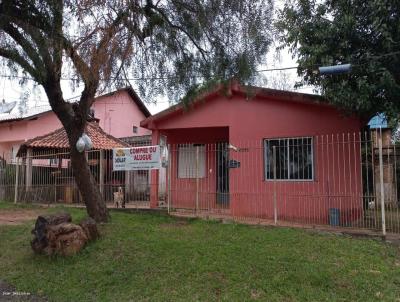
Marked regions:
[17,122,129,156]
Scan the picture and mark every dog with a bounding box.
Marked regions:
[113,187,125,208]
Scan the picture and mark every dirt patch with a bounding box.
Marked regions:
[0,210,44,226]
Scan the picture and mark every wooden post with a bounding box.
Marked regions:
[150,130,160,208]
[25,148,32,190]
[14,157,20,204]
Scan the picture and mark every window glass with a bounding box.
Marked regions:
[265,137,313,180]
[178,144,206,178]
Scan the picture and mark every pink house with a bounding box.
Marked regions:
[0,88,151,162]
[141,83,366,226]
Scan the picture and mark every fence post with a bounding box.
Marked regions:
[167,145,172,214]
[273,146,277,225]
[378,129,386,236]
[195,145,199,214]
[99,150,104,195]
[14,157,20,204]
[25,148,32,190]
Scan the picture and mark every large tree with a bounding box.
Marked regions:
[277,0,400,120]
[0,0,273,222]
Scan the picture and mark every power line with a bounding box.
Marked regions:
[0,50,399,83]
[256,66,298,72]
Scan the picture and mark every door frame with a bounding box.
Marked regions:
[216,142,230,205]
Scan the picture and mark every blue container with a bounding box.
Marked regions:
[329,208,340,226]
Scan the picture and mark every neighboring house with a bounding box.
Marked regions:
[141,82,365,223]
[369,115,399,206]
[0,87,151,162]
[15,122,130,203]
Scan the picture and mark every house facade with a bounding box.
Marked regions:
[0,88,151,162]
[141,83,365,224]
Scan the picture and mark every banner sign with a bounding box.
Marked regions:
[113,145,161,171]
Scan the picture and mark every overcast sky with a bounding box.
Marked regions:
[0,46,315,117]
[0,0,315,117]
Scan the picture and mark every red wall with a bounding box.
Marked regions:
[161,127,228,209]
[148,92,364,225]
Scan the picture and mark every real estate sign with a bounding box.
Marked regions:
[113,145,161,171]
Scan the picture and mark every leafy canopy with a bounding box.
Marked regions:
[0,0,274,105]
[277,0,400,119]
[0,0,274,222]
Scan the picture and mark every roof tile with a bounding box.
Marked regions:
[18,122,129,155]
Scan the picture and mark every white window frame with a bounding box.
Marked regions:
[264,136,314,181]
[178,144,206,179]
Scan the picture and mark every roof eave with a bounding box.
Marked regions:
[140,84,331,129]
[1,87,151,125]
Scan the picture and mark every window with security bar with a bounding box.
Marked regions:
[264,137,314,180]
[178,144,206,178]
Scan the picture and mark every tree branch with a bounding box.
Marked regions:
[49,0,64,75]
[62,37,92,84]
[0,3,55,80]
[147,3,208,61]
[2,23,45,78]
[78,10,130,113]
[0,47,41,81]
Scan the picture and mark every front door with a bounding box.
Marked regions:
[216,142,229,205]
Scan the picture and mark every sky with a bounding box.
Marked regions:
[0,0,315,117]
[0,46,315,117]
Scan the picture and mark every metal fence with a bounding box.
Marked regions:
[2,129,400,235]
[165,130,400,234]
[0,146,160,208]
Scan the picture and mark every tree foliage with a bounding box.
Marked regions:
[0,0,273,221]
[0,0,273,99]
[277,0,400,119]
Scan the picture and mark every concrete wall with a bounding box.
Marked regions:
[0,90,150,160]
[148,92,364,224]
[92,90,150,137]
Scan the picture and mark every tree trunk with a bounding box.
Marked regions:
[70,148,109,223]
[43,75,108,223]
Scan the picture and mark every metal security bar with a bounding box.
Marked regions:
[165,130,400,235]
[0,141,154,208]
[2,129,400,234]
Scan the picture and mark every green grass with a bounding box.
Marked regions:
[0,202,399,301]
[0,201,41,210]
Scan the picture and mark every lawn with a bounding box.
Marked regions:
[0,202,399,301]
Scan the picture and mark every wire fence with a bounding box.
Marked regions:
[165,130,400,234]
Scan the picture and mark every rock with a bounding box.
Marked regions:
[31,212,72,255]
[45,223,88,256]
[40,212,72,225]
[31,213,98,256]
